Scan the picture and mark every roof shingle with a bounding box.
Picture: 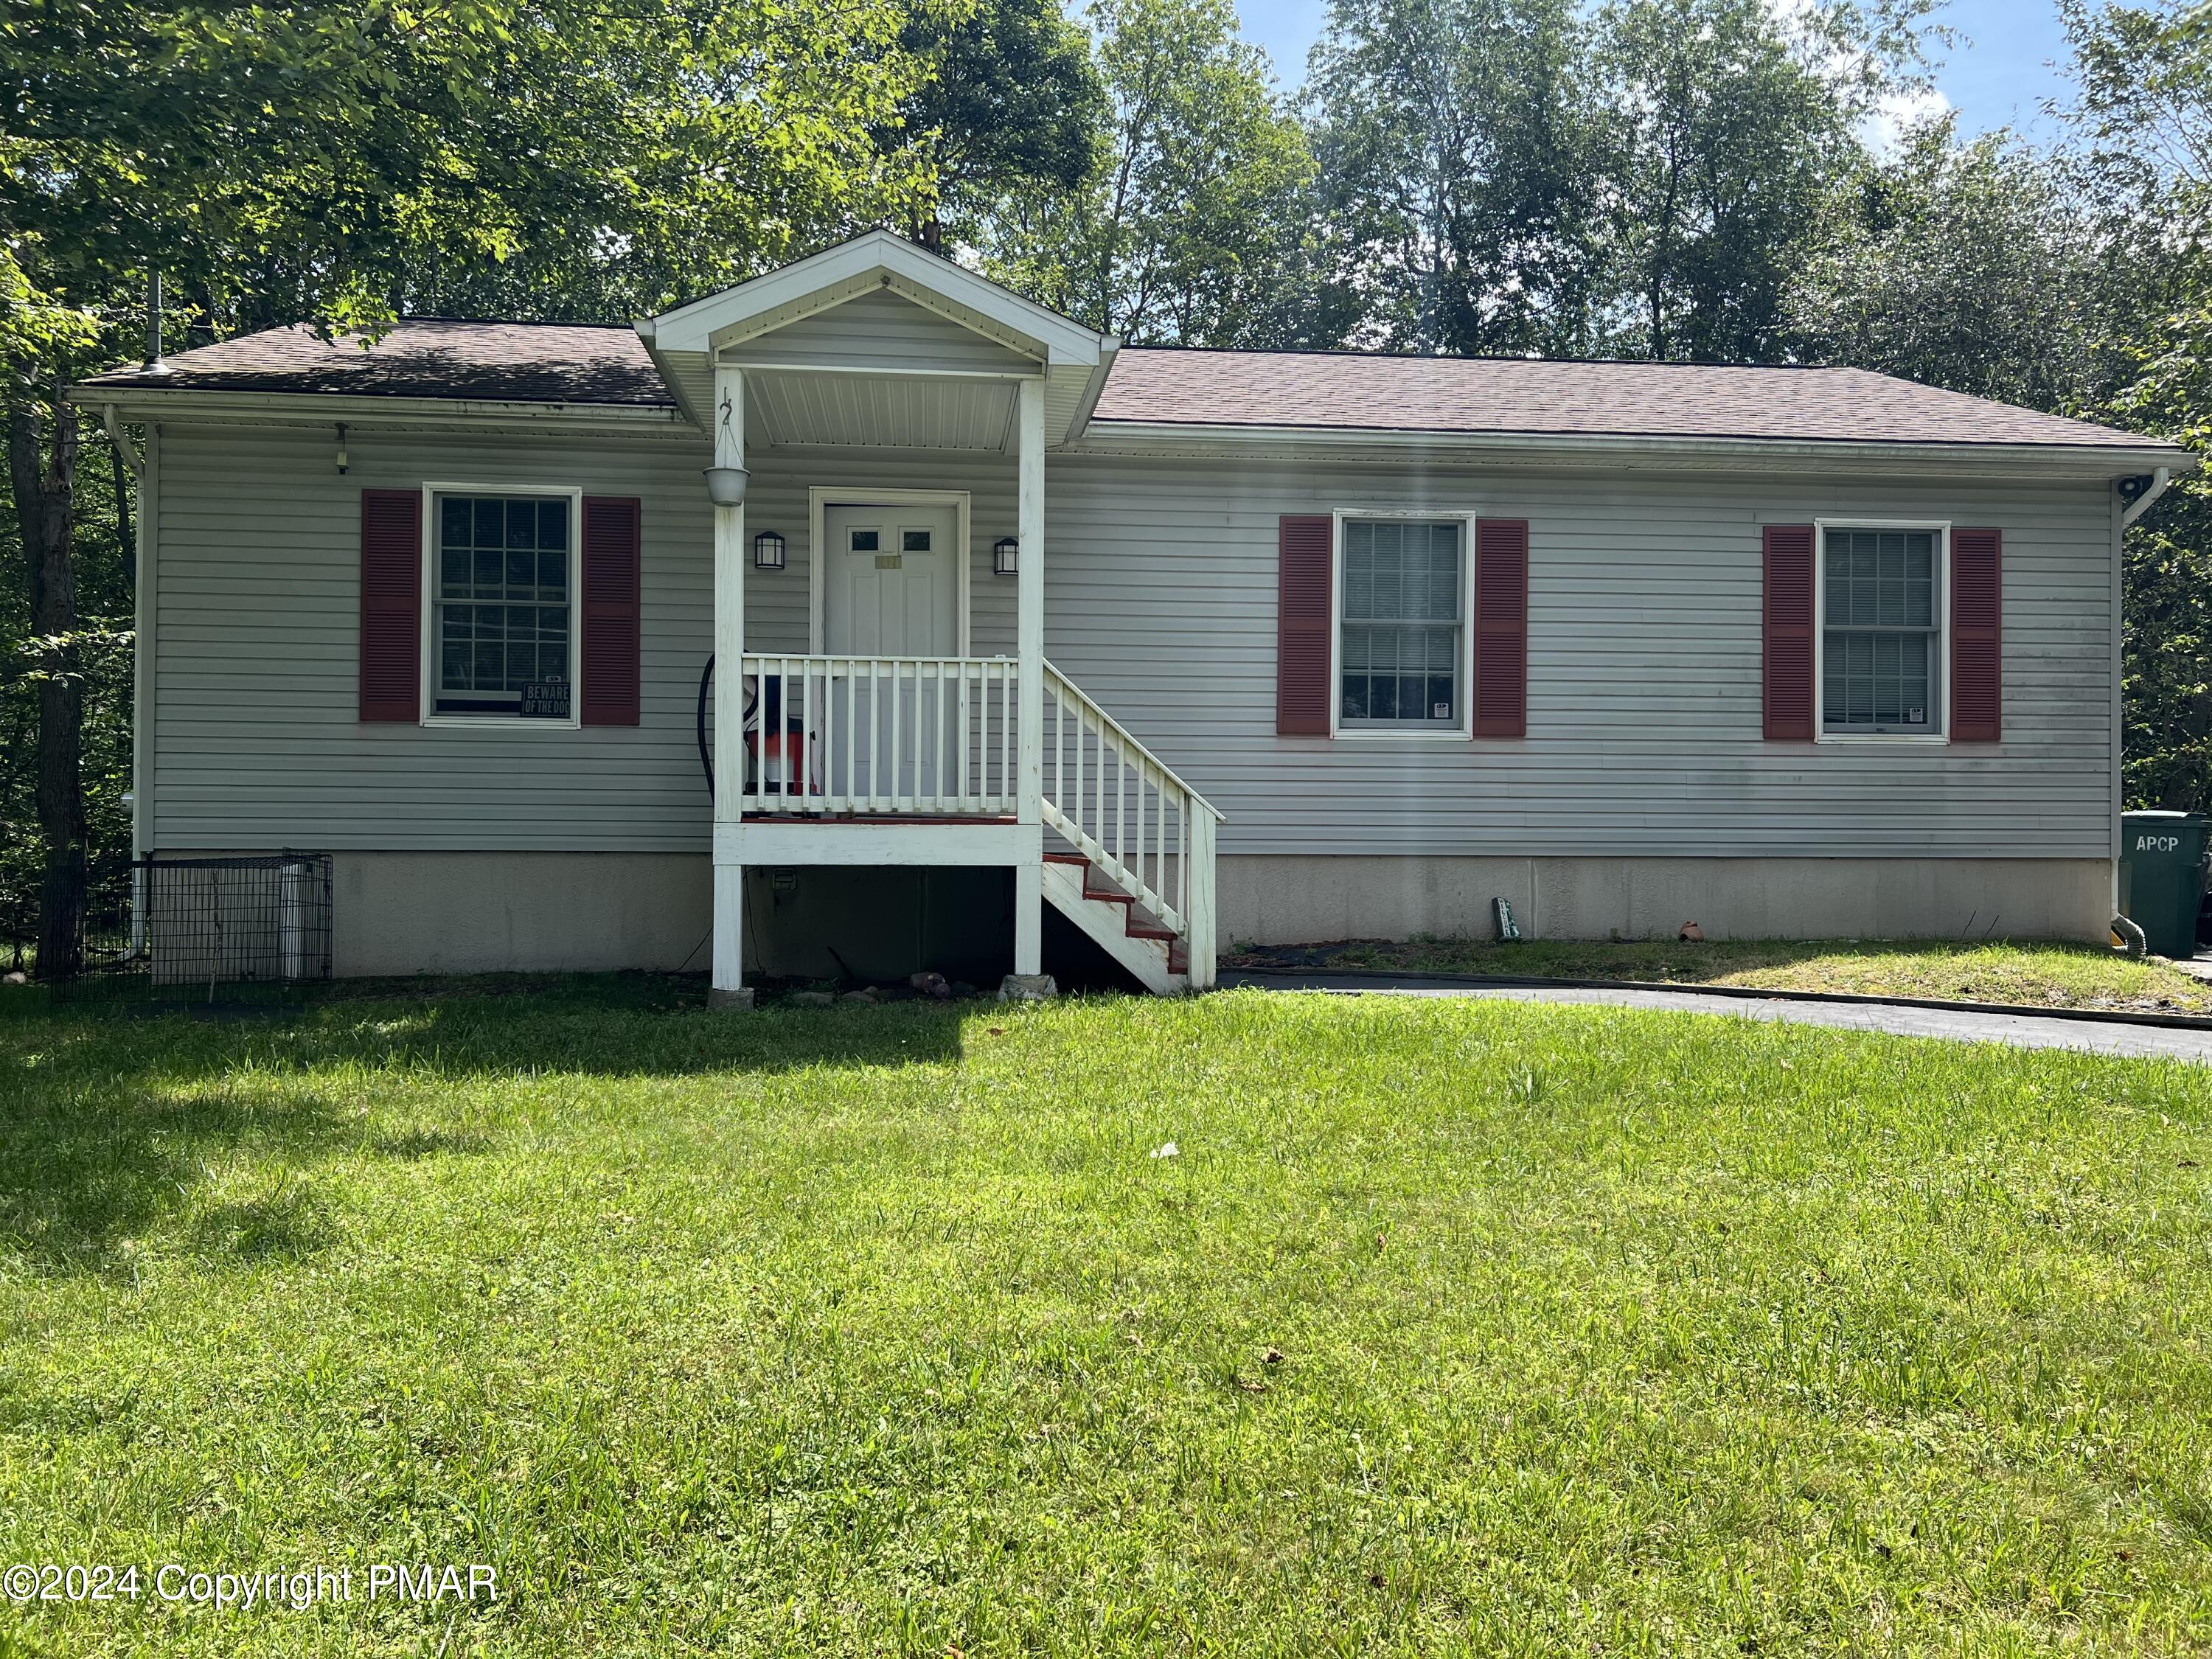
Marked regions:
[1092,347,2171,451]
[79,319,672,407]
[80,319,2177,455]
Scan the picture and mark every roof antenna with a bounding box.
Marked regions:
[139,271,174,378]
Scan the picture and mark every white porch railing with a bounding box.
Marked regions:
[730,651,1222,989]
[1042,660,1222,977]
[735,654,1020,816]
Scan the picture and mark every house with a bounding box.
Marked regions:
[74,232,2197,998]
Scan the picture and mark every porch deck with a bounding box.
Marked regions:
[723,653,1220,992]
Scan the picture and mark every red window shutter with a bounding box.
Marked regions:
[358,489,421,723]
[1277,515,1332,735]
[1473,519,1528,738]
[581,495,642,726]
[1951,527,2001,742]
[1762,525,1815,740]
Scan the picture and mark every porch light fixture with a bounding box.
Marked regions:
[993,536,1018,577]
[752,529,786,571]
[703,464,749,507]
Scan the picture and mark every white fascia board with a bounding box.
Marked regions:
[1060,342,1119,445]
[636,338,709,430]
[647,231,1107,367]
[65,386,698,439]
[1066,420,2202,481]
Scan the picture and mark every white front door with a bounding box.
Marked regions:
[821,502,962,803]
[823,503,960,655]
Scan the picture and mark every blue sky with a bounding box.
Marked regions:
[1231,0,2080,142]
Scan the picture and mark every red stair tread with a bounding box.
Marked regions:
[1046,852,1185,959]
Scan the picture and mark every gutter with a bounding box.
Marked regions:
[63,385,696,437]
[1068,420,2200,481]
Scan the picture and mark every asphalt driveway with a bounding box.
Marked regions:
[1221,972,2212,1065]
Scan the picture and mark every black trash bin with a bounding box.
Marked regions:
[2120,810,2211,959]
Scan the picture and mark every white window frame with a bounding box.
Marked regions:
[420,481,585,730]
[1812,518,1952,745]
[1328,507,1479,740]
[807,487,973,656]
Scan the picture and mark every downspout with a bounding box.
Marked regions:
[130,423,159,953]
[2112,464,2176,931]
[2121,465,2174,527]
[102,403,144,477]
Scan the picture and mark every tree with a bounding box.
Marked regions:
[1305,0,1606,355]
[2053,0,2212,810]
[1596,0,1874,362]
[975,0,1322,347]
[899,0,1105,253]
[1787,116,2106,408]
[0,0,946,973]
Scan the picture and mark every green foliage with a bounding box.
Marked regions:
[0,431,129,961]
[5,987,2212,1649]
[902,0,1106,234]
[1,0,944,335]
[1307,0,1606,355]
[974,0,1321,345]
[1788,118,2108,408]
[1600,0,1868,361]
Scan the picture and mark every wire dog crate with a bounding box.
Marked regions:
[54,852,333,1007]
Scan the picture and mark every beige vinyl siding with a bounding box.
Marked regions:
[150,425,2116,862]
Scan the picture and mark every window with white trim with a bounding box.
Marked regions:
[1822,526,1938,734]
[1339,518,1463,728]
[432,493,574,718]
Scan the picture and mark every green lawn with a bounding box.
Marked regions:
[1229,934,2212,1013]
[3,981,2211,1655]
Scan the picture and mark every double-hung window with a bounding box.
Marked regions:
[431,490,577,720]
[1821,525,1941,735]
[1338,518,1464,731]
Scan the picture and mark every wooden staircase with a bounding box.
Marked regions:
[1042,852,1191,993]
[1039,662,1221,993]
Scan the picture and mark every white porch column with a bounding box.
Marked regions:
[1013,376,1046,975]
[710,365,751,1007]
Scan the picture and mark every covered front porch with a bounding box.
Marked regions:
[636,234,1218,1000]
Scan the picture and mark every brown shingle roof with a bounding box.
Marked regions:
[1092,347,2171,451]
[78,319,673,407]
[82,319,2177,455]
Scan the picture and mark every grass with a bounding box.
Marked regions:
[2,979,2211,1655]
[1228,933,2212,1013]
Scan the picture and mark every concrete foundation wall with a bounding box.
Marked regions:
[321,852,710,975]
[181,850,2118,978]
[1220,855,2117,945]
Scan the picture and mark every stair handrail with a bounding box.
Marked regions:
[1041,661,1225,824]
[1040,661,1221,990]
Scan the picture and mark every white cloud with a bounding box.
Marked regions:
[1865,84,1955,153]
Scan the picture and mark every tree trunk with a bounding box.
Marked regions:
[8,393,85,980]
